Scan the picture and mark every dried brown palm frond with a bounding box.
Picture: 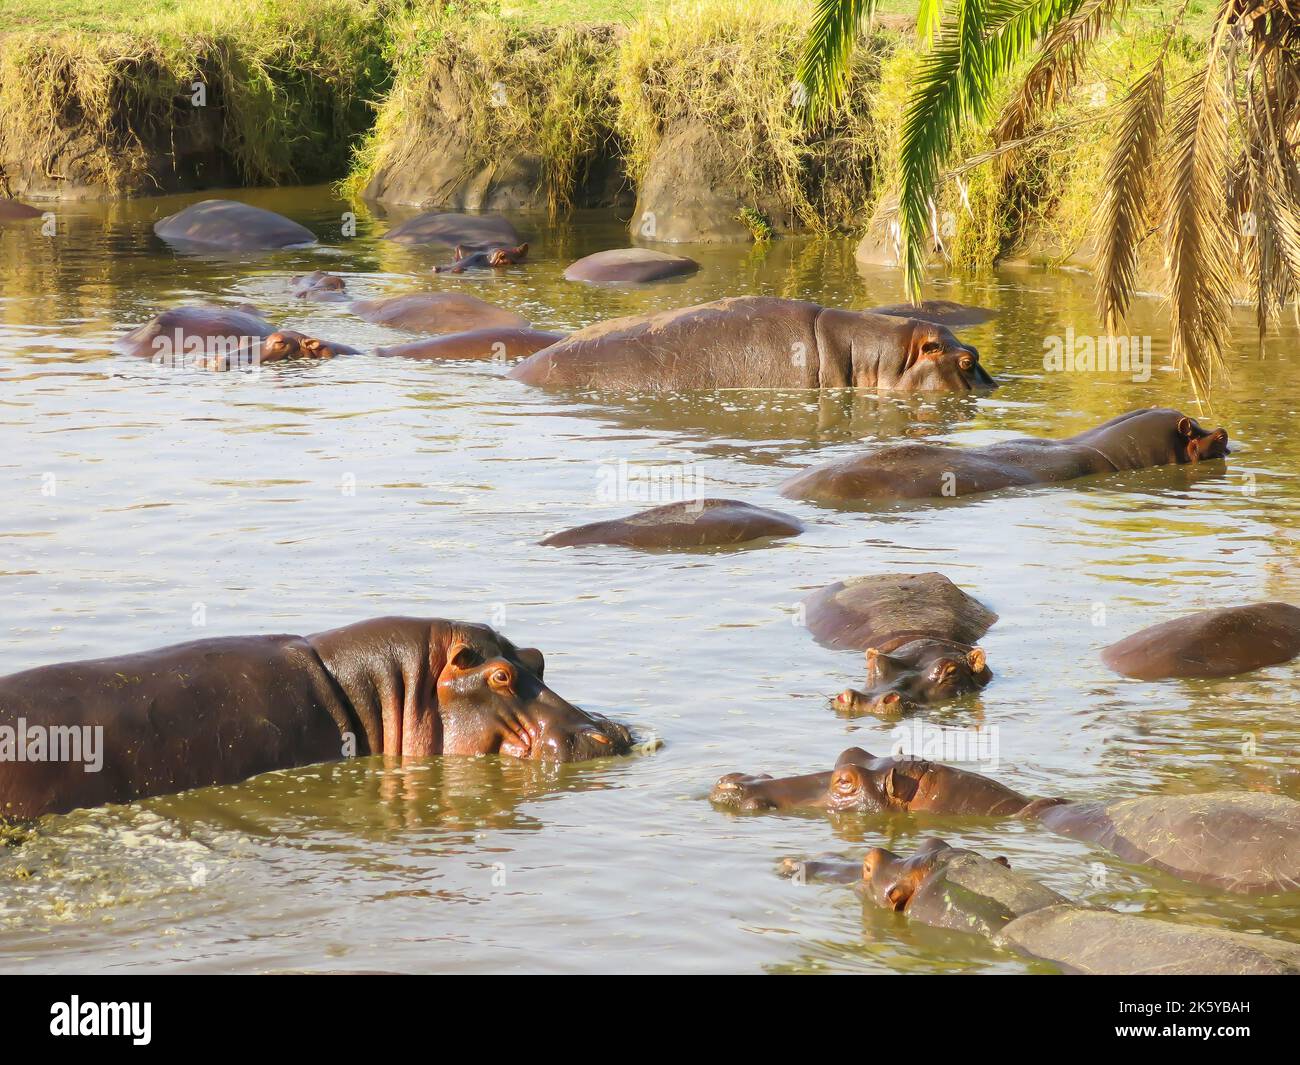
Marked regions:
[993,0,1127,148]
[1162,12,1235,396]
[1095,58,1166,332]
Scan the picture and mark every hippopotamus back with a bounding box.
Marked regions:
[1037,791,1300,894]
[509,296,825,389]
[803,572,997,652]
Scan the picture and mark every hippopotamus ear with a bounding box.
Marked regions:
[967,647,987,673]
[865,647,901,679]
[454,244,466,261]
[883,765,918,805]
[993,855,1011,868]
[1177,416,1195,437]
[515,243,528,258]
[884,881,911,912]
[516,646,545,679]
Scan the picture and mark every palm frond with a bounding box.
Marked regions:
[993,0,1121,148]
[1164,16,1235,396]
[1095,59,1166,332]
[917,0,947,44]
[896,0,1083,299]
[797,0,878,126]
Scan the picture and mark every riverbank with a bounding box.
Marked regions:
[0,0,1201,278]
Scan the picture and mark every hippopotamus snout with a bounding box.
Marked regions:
[709,770,834,812]
[535,698,634,761]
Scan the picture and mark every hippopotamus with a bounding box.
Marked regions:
[375,327,564,361]
[0,198,43,222]
[154,199,316,251]
[540,499,804,550]
[789,839,1300,974]
[803,573,997,714]
[1101,602,1300,680]
[114,306,360,368]
[781,407,1231,503]
[713,747,1300,893]
[563,248,700,284]
[865,300,997,327]
[351,292,530,334]
[291,271,350,302]
[0,617,635,821]
[384,211,521,250]
[434,243,529,273]
[507,296,992,391]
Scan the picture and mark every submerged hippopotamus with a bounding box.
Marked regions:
[384,211,521,250]
[713,747,1300,894]
[114,306,359,368]
[375,327,564,361]
[507,296,992,391]
[291,271,350,302]
[1102,602,1300,680]
[782,407,1230,503]
[154,199,316,251]
[541,499,804,550]
[865,300,997,328]
[0,198,43,222]
[0,617,635,821]
[803,573,997,714]
[351,292,530,335]
[434,243,529,273]
[563,248,700,284]
[789,838,1300,974]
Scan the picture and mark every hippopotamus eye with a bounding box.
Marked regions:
[831,766,863,797]
[958,352,976,371]
[931,660,959,682]
[488,666,514,690]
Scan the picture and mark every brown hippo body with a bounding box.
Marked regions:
[714,749,1300,894]
[375,327,563,361]
[351,292,530,334]
[291,271,350,302]
[154,199,316,250]
[564,248,700,284]
[507,296,992,391]
[384,211,521,250]
[0,199,43,222]
[541,499,804,550]
[1102,602,1300,680]
[782,408,1230,503]
[804,573,997,714]
[114,306,358,368]
[791,839,1300,973]
[0,617,633,821]
[434,243,529,273]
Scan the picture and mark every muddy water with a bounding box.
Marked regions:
[0,186,1297,974]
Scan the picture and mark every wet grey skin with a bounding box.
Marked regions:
[782,839,1300,974]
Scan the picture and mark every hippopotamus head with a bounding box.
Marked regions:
[860,837,1010,911]
[1174,415,1230,462]
[710,748,896,813]
[436,628,634,762]
[1079,408,1230,468]
[822,310,993,391]
[486,243,528,266]
[710,747,1031,815]
[834,640,990,714]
